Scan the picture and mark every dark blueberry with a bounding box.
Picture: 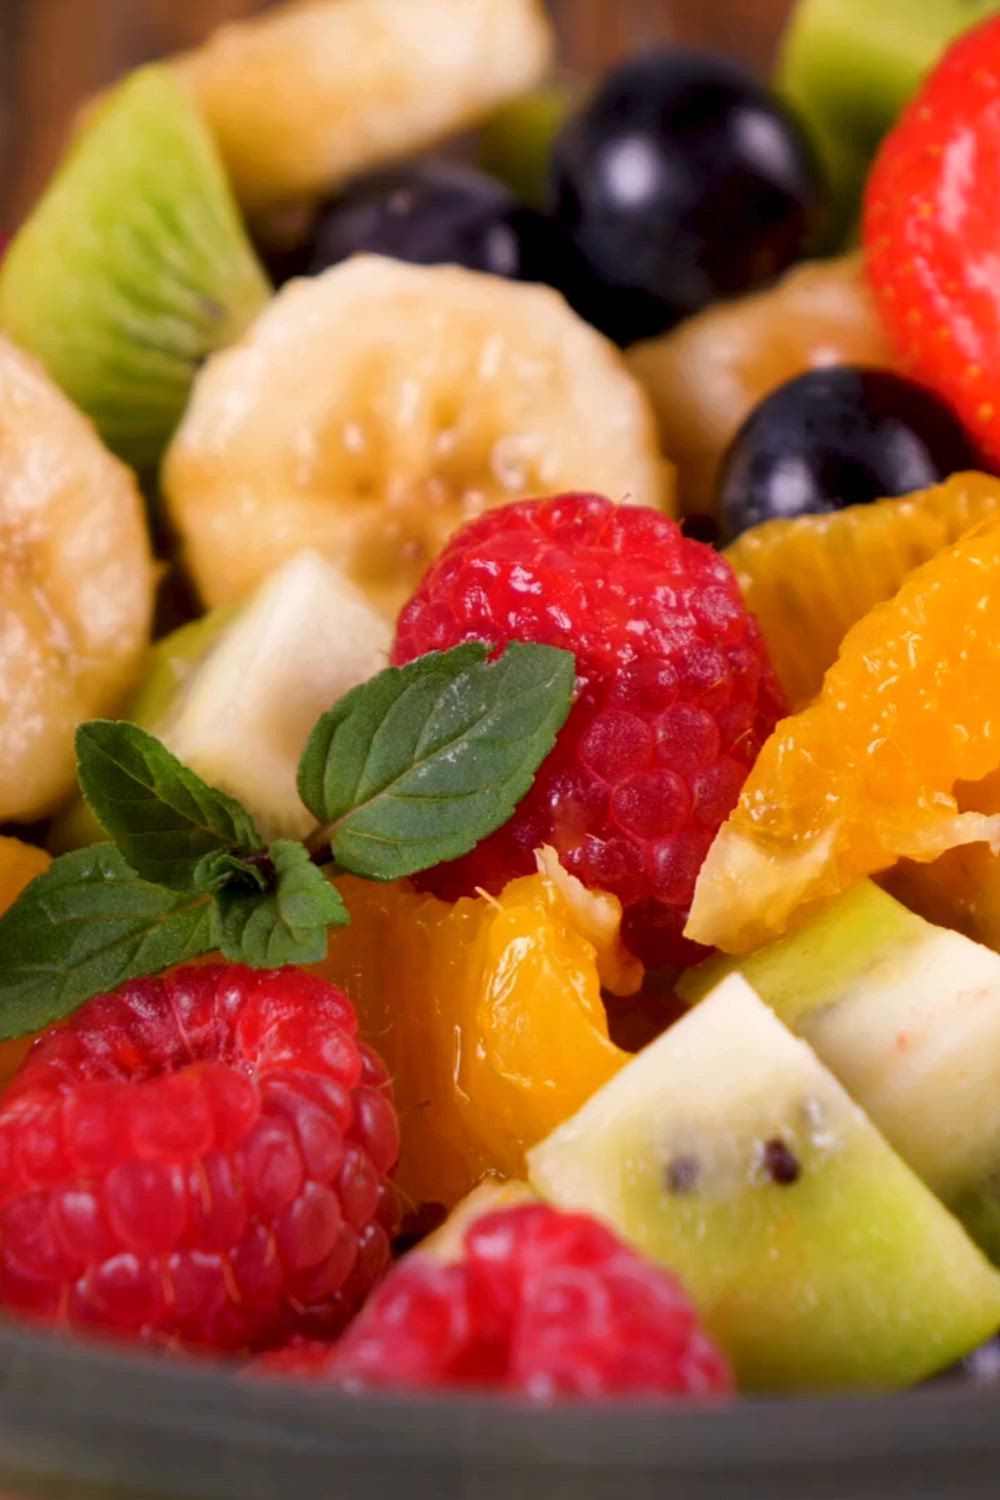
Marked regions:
[548,50,825,345]
[717,366,983,541]
[300,160,601,317]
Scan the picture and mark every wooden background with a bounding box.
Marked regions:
[0,0,793,223]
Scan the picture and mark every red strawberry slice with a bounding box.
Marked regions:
[864,13,1000,467]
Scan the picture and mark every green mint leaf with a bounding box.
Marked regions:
[212,840,348,967]
[297,641,576,881]
[0,846,215,1040]
[76,720,262,890]
[192,849,271,896]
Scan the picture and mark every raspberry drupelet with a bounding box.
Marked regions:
[393,493,787,968]
[263,1202,732,1398]
[0,964,399,1354]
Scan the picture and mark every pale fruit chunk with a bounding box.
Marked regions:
[163,256,672,618]
[155,550,390,840]
[627,254,894,518]
[0,336,154,821]
[55,551,390,847]
[174,0,554,213]
[679,880,1000,1261]
[528,975,1000,1391]
[422,1179,537,1263]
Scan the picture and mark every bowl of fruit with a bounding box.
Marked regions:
[4,0,1000,1495]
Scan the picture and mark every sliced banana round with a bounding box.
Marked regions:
[173,0,554,213]
[0,336,155,822]
[162,256,674,619]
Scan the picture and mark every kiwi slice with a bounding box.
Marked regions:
[529,974,1000,1391]
[776,0,999,246]
[679,880,1000,1265]
[0,66,271,473]
[477,83,577,207]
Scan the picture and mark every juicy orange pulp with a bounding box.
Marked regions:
[725,473,1000,709]
[314,861,639,1211]
[0,838,51,1089]
[687,513,1000,954]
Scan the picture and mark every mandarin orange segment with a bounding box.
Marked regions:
[0,838,51,1090]
[687,512,1000,954]
[313,865,635,1210]
[725,473,1000,708]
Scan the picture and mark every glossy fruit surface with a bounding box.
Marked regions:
[528,975,1000,1391]
[0,964,398,1353]
[0,335,154,822]
[305,161,577,289]
[628,253,896,519]
[314,865,636,1212]
[393,493,786,969]
[262,1203,732,1399]
[162,257,670,619]
[173,0,553,212]
[549,50,823,344]
[717,367,980,541]
[688,513,1000,954]
[725,471,1000,707]
[865,12,1000,468]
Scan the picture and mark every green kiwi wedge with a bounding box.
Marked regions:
[0,66,271,473]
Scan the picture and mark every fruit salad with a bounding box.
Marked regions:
[6,0,1000,1406]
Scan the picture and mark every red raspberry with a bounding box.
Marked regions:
[864,13,1000,465]
[262,1203,732,1399]
[0,964,400,1354]
[392,494,786,967]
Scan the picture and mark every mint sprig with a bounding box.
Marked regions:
[0,846,215,1040]
[213,841,348,967]
[299,642,576,880]
[0,642,575,1037]
[77,720,262,889]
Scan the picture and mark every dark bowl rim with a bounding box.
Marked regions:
[2,1312,999,1497]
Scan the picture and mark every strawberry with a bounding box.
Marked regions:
[864,13,1000,467]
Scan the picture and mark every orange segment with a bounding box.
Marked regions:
[726,473,1000,708]
[314,863,637,1210]
[0,838,51,1089]
[687,513,1000,954]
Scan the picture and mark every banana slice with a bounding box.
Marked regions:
[0,336,155,821]
[174,0,554,213]
[162,255,673,618]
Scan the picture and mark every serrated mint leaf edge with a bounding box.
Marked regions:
[76,720,263,890]
[0,845,216,1040]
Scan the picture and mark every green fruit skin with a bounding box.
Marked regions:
[678,881,1000,1264]
[776,0,1000,247]
[49,606,234,854]
[0,67,271,474]
[529,978,1000,1392]
[478,83,577,207]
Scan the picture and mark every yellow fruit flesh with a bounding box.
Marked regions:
[687,514,1000,954]
[725,473,1000,708]
[175,0,553,212]
[0,336,154,820]
[314,868,637,1211]
[627,254,894,519]
[164,256,671,618]
[0,839,51,1090]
